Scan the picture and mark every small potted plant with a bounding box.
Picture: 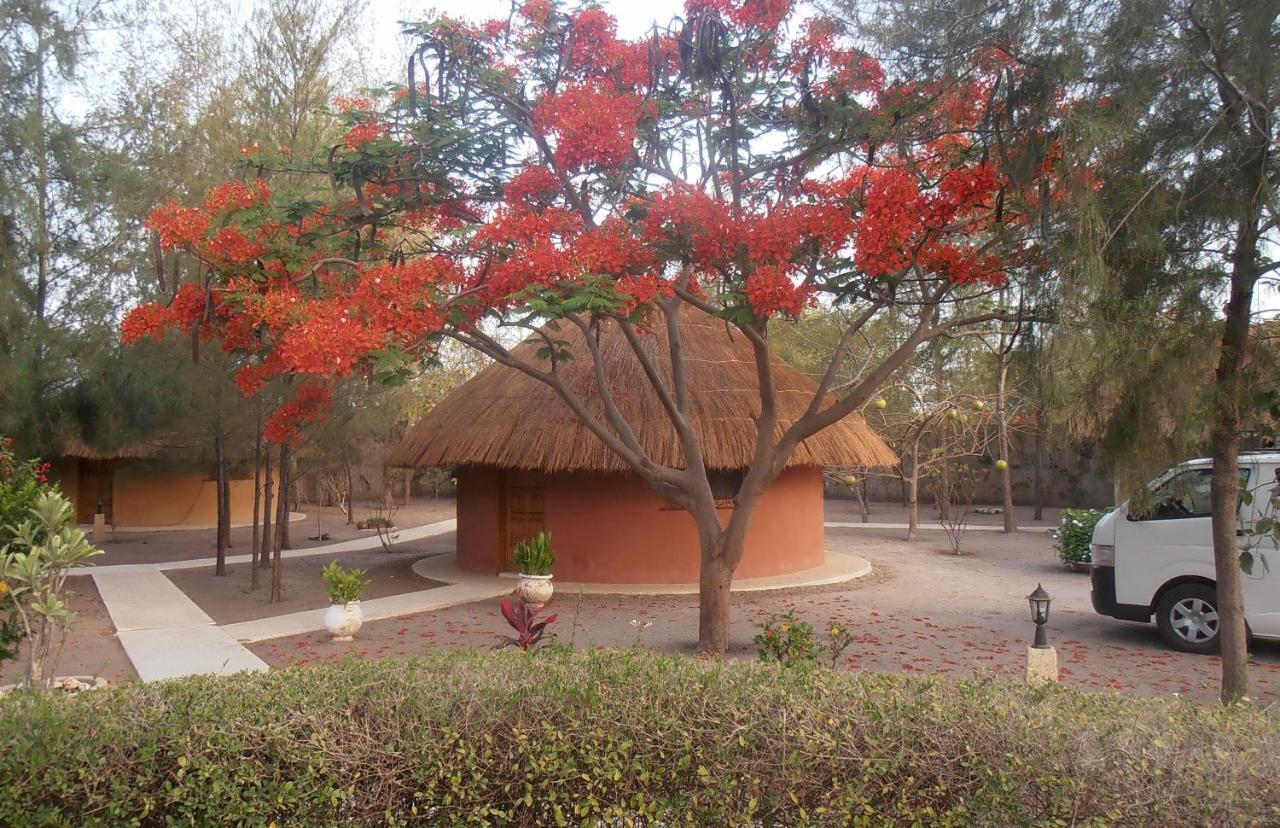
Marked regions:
[513,531,555,608]
[321,561,370,641]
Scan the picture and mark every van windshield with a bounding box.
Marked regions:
[1132,467,1250,520]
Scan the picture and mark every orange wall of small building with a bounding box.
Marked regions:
[455,465,825,583]
[112,470,262,527]
[49,460,271,528]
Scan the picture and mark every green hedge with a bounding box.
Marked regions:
[1056,507,1107,566]
[1,649,1278,825]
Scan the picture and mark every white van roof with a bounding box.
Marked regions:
[1181,452,1280,467]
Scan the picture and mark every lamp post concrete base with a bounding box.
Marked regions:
[1025,645,1058,685]
[92,513,108,544]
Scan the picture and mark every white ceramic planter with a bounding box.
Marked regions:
[324,601,364,641]
[515,573,554,608]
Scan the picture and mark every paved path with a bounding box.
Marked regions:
[824,521,1053,533]
[87,519,458,681]
[92,569,267,681]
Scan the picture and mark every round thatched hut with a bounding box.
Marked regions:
[50,439,266,529]
[390,310,895,584]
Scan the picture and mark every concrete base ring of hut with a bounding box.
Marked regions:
[410,545,872,596]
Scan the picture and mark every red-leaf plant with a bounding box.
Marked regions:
[122,0,1073,652]
[497,597,557,652]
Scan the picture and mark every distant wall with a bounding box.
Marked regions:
[830,434,1116,510]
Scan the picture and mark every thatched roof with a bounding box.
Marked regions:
[61,439,162,461]
[390,309,897,473]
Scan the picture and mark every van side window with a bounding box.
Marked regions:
[1134,468,1250,520]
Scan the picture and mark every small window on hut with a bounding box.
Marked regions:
[709,469,744,502]
[659,470,743,511]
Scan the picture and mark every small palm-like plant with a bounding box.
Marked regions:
[496,597,557,651]
[513,532,555,576]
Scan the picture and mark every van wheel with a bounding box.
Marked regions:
[1156,584,1220,654]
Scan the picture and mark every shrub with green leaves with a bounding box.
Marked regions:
[1,491,104,689]
[754,611,855,667]
[1056,508,1106,566]
[0,650,1277,825]
[513,531,555,575]
[320,561,369,605]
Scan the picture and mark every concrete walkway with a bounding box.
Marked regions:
[93,569,267,682]
[87,519,458,681]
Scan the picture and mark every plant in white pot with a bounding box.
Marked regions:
[513,532,555,609]
[322,561,370,642]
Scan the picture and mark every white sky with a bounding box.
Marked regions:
[365,0,689,74]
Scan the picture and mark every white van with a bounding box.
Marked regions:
[1090,452,1280,653]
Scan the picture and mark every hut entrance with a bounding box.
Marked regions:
[76,460,114,525]
[499,471,545,571]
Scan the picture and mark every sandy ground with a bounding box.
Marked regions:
[0,576,134,686]
[167,535,451,624]
[26,498,1280,705]
[88,499,457,567]
[249,501,1280,706]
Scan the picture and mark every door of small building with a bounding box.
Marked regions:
[76,460,114,525]
[499,471,545,571]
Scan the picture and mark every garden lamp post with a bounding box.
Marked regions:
[1024,584,1058,684]
[1028,584,1051,648]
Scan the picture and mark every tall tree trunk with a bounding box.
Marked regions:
[213,431,227,576]
[1032,403,1046,522]
[855,479,869,523]
[260,444,274,570]
[996,357,1017,532]
[220,460,231,547]
[1209,216,1261,705]
[345,456,354,525]
[250,406,262,590]
[271,443,290,603]
[32,25,49,362]
[907,449,920,542]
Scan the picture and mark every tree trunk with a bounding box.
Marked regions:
[855,480,869,523]
[403,472,411,506]
[260,444,274,570]
[250,407,263,590]
[1208,220,1261,705]
[214,431,227,576]
[907,448,920,541]
[345,457,354,525]
[697,542,733,653]
[996,358,1017,532]
[271,443,290,603]
[1032,406,1046,522]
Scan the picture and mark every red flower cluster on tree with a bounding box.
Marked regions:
[121,0,1066,448]
[264,383,332,444]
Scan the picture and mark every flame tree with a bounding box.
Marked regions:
[123,0,1066,651]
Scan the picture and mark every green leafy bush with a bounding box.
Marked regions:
[1056,508,1106,566]
[754,610,855,667]
[513,531,555,575]
[2,650,1276,826]
[320,561,369,604]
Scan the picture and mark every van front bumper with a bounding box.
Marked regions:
[1090,566,1151,622]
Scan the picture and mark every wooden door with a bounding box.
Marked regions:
[76,460,114,525]
[499,471,545,571]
